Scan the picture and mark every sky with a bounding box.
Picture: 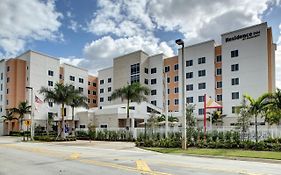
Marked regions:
[0,0,281,87]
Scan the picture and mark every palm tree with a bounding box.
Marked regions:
[2,111,17,135]
[39,83,81,139]
[207,110,226,126]
[69,94,88,136]
[244,93,271,142]
[11,101,31,132]
[110,82,149,129]
[265,89,281,125]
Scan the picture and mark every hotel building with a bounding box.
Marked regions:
[0,22,277,134]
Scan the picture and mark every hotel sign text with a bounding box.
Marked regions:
[225,30,260,43]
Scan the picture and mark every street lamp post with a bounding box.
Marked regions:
[175,39,187,150]
[26,86,34,141]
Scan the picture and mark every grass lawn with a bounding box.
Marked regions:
[144,147,281,160]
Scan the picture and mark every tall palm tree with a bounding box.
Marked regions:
[110,82,149,129]
[265,89,281,125]
[11,101,31,132]
[244,93,271,142]
[2,111,17,135]
[39,83,81,138]
[69,94,88,136]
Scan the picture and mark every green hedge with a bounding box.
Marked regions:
[76,130,134,141]
[34,136,76,142]
[136,130,281,152]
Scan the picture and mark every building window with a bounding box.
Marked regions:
[108,87,111,92]
[186,60,193,67]
[131,63,140,75]
[48,102,53,107]
[6,100,9,105]
[151,100,157,106]
[174,87,179,93]
[70,76,75,81]
[174,64,179,70]
[144,68,149,74]
[198,57,206,64]
[167,100,170,105]
[93,91,96,95]
[100,80,104,84]
[144,79,148,84]
[79,87,84,93]
[216,55,222,62]
[186,97,193,103]
[6,88,9,94]
[48,81,53,87]
[6,77,9,83]
[232,106,237,113]
[165,66,170,72]
[88,81,90,85]
[198,70,206,77]
[231,50,239,58]
[232,92,239,99]
[216,68,222,75]
[93,99,96,104]
[151,68,157,74]
[174,76,179,82]
[100,97,104,102]
[107,78,111,83]
[216,81,222,89]
[48,70,54,76]
[108,96,111,101]
[232,78,239,85]
[131,75,140,83]
[151,90,157,95]
[217,94,222,101]
[0,84,2,91]
[198,95,204,102]
[93,82,96,87]
[167,77,170,83]
[88,90,90,94]
[60,74,63,79]
[7,66,10,72]
[0,73,3,80]
[174,99,179,105]
[79,78,84,83]
[100,88,104,93]
[167,88,170,94]
[198,83,206,90]
[151,79,157,85]
[198,108,204,115]
[186,84,193,91]
[231,64,239,71]
[186,72,193,79]
[88,99,90,103]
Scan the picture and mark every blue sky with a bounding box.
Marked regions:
[0,0,281,86]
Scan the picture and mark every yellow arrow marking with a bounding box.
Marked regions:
[136,159,152,172]
[69,152,80,160]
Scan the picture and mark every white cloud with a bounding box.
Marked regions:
[82,36,174,74]
[59,56,84,66]
[0,0,62,56]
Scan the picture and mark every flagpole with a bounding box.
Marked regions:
[204,94,206,141]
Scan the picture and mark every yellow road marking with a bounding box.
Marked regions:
[69,152,80,160]
[136,160,152,172]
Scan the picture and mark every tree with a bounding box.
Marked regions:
[236,97,252,141]
[244,93,271,142]
[186,104,196,143]
[40,83,81,139]
[110,82,149,129]
[207,110,226,126]
[265,88,281,125]
[11,101,31,132]
[2,111,17,135]
[69,94,88,136]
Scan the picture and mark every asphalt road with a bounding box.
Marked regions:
[0,137,280,175]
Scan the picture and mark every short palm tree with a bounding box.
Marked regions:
[2,111,17,135]
[11,101,31,131]
[69,94,88,135]
[110,82,149,129]
[265,89,281,125]
[207,110,226,126]
[244,93,271,142]
[40,83,81,139]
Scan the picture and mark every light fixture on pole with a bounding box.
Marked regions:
[26,86,34,141]
[175,39,187,150]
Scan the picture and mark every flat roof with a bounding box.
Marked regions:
[114,50,149,60]
[61,63,88,72]
[184,39,215,49]
[16,50,60,61]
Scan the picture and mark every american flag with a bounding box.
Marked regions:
[35,95,43,104]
